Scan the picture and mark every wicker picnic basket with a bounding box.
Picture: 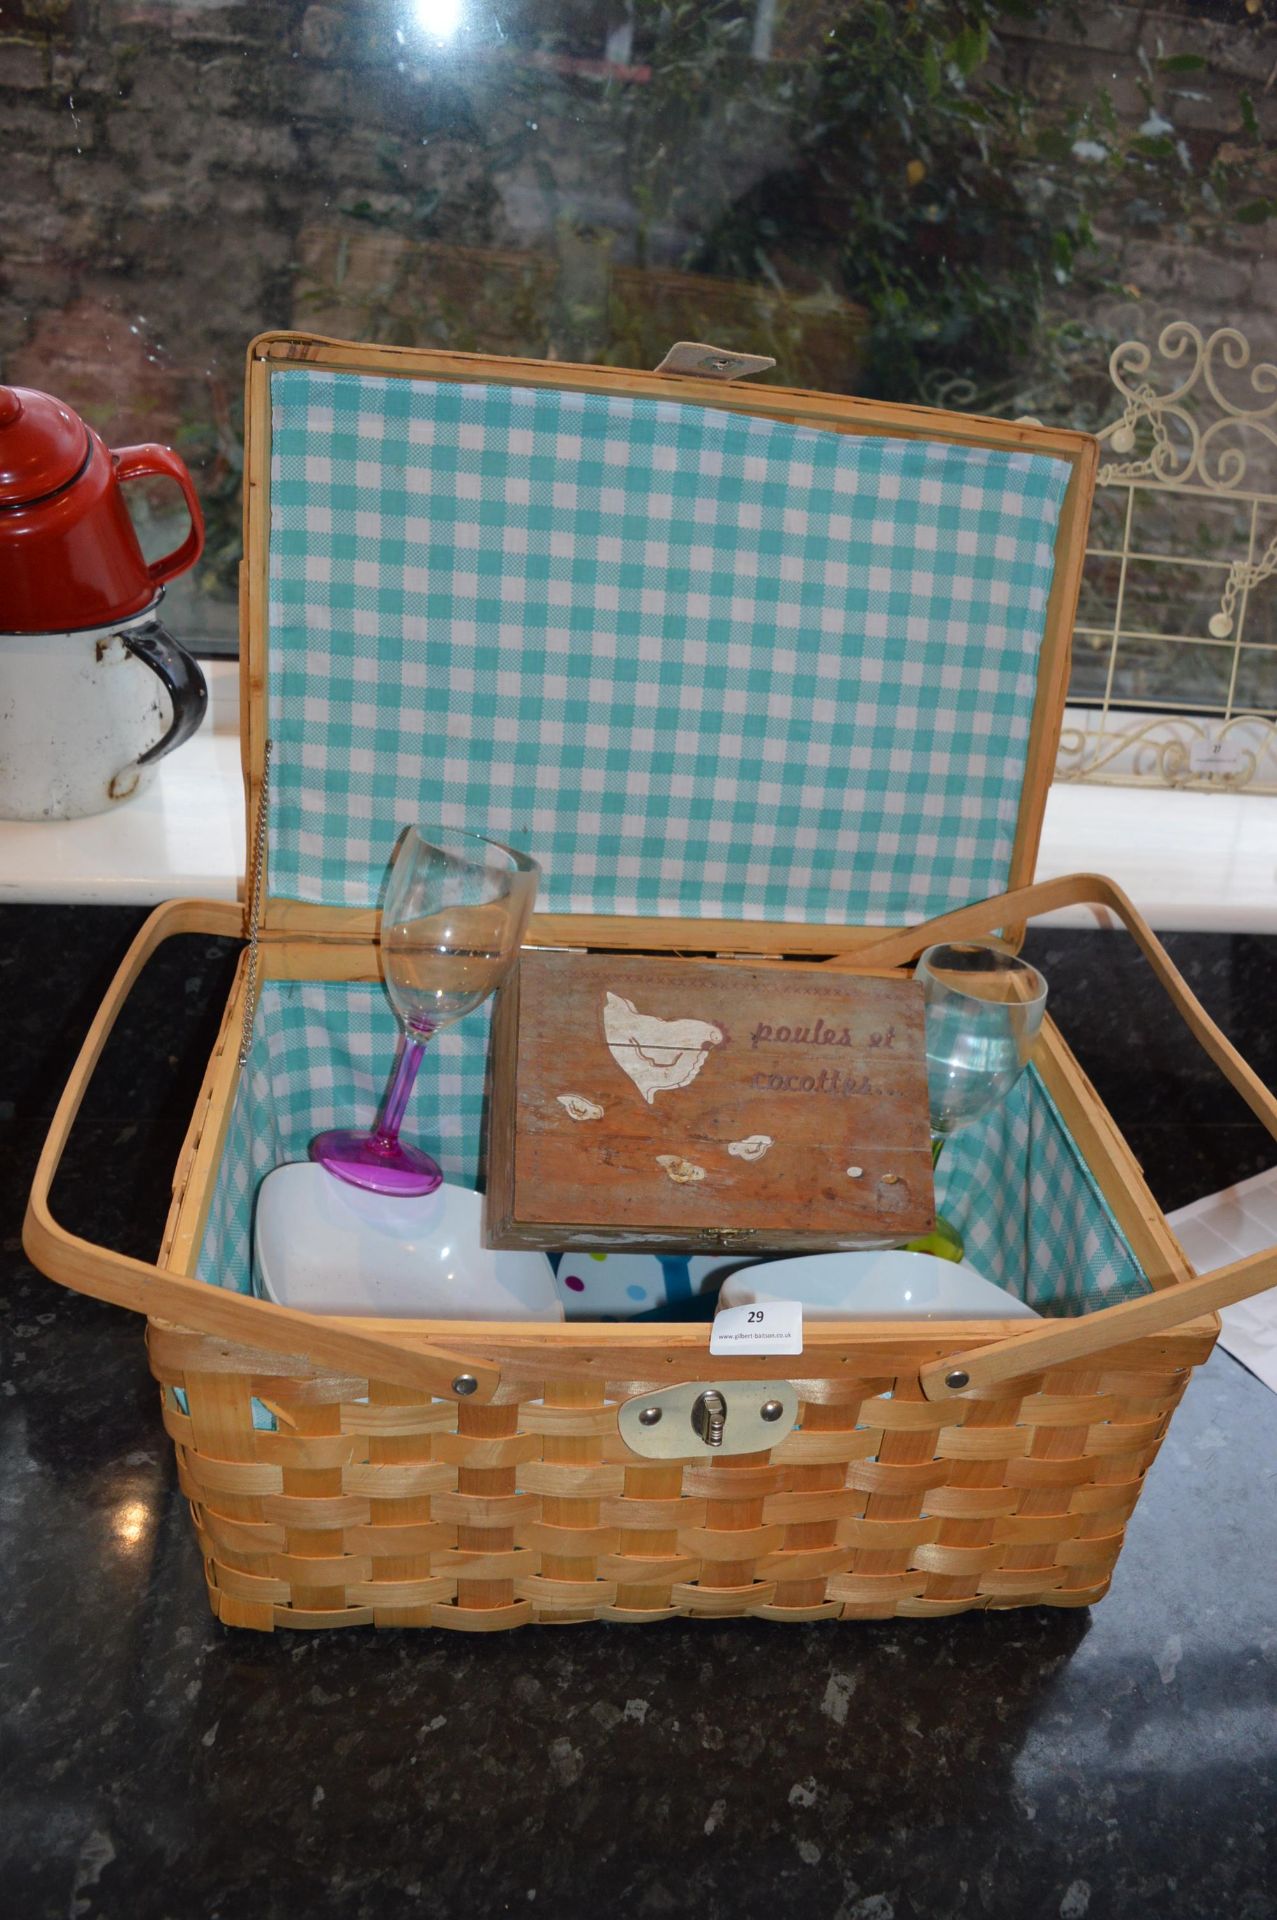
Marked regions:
[24,335,1277,1633]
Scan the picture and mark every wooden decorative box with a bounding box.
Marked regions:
[24,334,1277,1634]
[486,949,935,1250]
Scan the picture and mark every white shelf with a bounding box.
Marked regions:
[1032,781,1277,933]
[2,659,1276,931]
[0,661,244,907]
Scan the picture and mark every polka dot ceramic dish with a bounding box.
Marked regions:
[551,1250,749,1320]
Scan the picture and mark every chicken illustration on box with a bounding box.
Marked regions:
[601,991,724,1104]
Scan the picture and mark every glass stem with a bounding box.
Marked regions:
[373,1028,431,1149]
[931,1132,946,1170]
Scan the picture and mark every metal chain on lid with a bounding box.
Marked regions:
[1097,382,1173,482]
[238,737,272,1068]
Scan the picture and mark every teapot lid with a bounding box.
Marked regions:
[0,384,90,507]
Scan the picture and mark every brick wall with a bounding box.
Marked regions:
[997,4,1277,342]
[0,2,508,445]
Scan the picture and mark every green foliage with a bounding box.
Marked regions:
[634,2,1084,401]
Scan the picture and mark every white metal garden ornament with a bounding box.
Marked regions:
[1057,320,1277,792]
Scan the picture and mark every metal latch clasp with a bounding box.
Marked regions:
[653,340,777,382]
[691,1389,727,1448]
[618,1381,798,1459]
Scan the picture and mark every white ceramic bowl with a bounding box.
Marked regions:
[254,1162,562,1320]
[718,1249,1041,1321]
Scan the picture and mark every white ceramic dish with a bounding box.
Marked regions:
[718,1249,1041,1320]
[254,1162,562,1320]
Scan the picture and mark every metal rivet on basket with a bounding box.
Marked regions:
[451,1374,479,1397]
[638,1405,663,1427]
[760,1400,785,1423]
[945,1370,970,1391]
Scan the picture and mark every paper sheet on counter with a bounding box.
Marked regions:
[1169,1168,1277,1395]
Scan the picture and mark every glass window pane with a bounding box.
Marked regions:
[1070,629,1116,703]
[1115,558,1231,644]
[1108,639,1234,711]
[1233,648,1277,717]
[1077,549,1120,635]
[3,3,1274,676]
[1235,576,1277,652]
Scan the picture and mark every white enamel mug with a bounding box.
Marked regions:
[0,601,206,820]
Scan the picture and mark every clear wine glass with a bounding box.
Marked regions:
[919,942,1048,1140]
[310,827,539,1196]
[904,942,1047,1262]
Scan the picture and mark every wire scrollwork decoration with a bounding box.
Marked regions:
[1065,319,1277,792]
[1097,322,1277,643]
[1098,320,1277,496]
[1055,713,1277,790]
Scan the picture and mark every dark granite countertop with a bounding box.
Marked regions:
[2,909,1275,1920]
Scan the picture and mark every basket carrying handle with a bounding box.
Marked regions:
[22,900,501,1403]
[832,870,1277,1402]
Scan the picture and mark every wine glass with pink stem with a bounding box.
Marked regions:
[310,827,539,1196]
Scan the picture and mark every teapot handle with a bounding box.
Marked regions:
[119,618,208,765]
[112,442,206,586]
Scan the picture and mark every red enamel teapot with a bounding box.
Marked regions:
[0,382,209,819]
[0,381,205,631]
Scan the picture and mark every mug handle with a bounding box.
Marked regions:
[112,442,206,586]
[119,618,209,765]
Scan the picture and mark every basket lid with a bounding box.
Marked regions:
[243,338,1093,935]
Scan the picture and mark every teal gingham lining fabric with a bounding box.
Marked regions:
[934,1069,1149,1317]
[267,370,1070,925]
[196,981,1150,1319]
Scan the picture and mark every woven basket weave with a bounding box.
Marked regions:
[150,1322,1208,1632]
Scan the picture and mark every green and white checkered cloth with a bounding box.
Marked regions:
[267,370,1070,925]
[196,980,1149,1319]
